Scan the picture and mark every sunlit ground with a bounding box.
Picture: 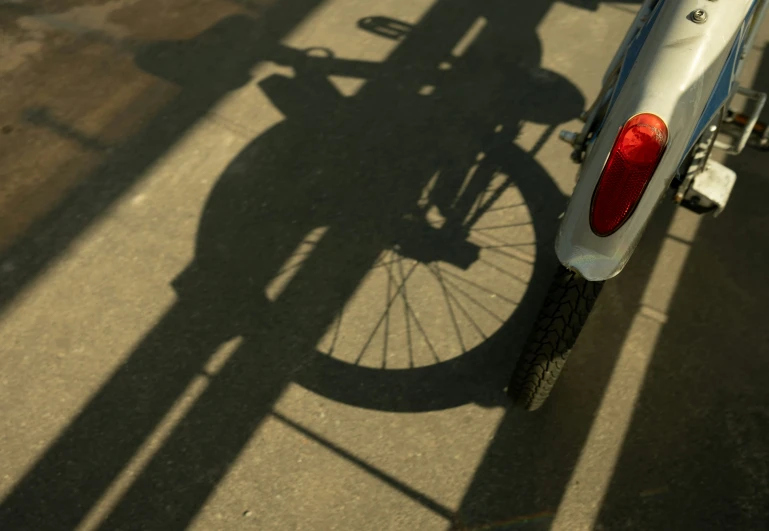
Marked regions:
[1,1,768,530]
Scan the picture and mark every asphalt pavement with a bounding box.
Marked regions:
[1,1,768,530]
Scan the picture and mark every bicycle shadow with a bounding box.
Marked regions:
[1,2,584,529]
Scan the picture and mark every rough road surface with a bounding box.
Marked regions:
[1,1,768,530]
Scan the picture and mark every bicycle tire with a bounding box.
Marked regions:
[507,264,603,411]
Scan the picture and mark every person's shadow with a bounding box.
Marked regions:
[1,3,584,529]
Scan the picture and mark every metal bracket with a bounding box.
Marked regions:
[714,86,767,154]
[680,160,737,216]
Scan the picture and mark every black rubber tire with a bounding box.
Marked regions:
[508,265,604,411]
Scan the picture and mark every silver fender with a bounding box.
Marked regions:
[556,0,756,281]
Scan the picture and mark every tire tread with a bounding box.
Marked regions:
[508,265,603,411]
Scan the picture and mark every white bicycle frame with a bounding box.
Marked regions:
[556,0,768,281]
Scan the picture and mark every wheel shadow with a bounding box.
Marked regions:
[0,2,584,530]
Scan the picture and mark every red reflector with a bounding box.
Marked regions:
[590,113,668,236]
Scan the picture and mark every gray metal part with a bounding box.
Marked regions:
[556,0,758,281]
[713,86,768,154]
[684,160,737,216]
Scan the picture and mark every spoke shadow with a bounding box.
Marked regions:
[1,1,587,530]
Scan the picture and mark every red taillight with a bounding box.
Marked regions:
[590,113,668,236]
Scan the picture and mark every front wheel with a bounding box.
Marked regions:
[507,265,604,411]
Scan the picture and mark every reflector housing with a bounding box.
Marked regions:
[590,113,668,236]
